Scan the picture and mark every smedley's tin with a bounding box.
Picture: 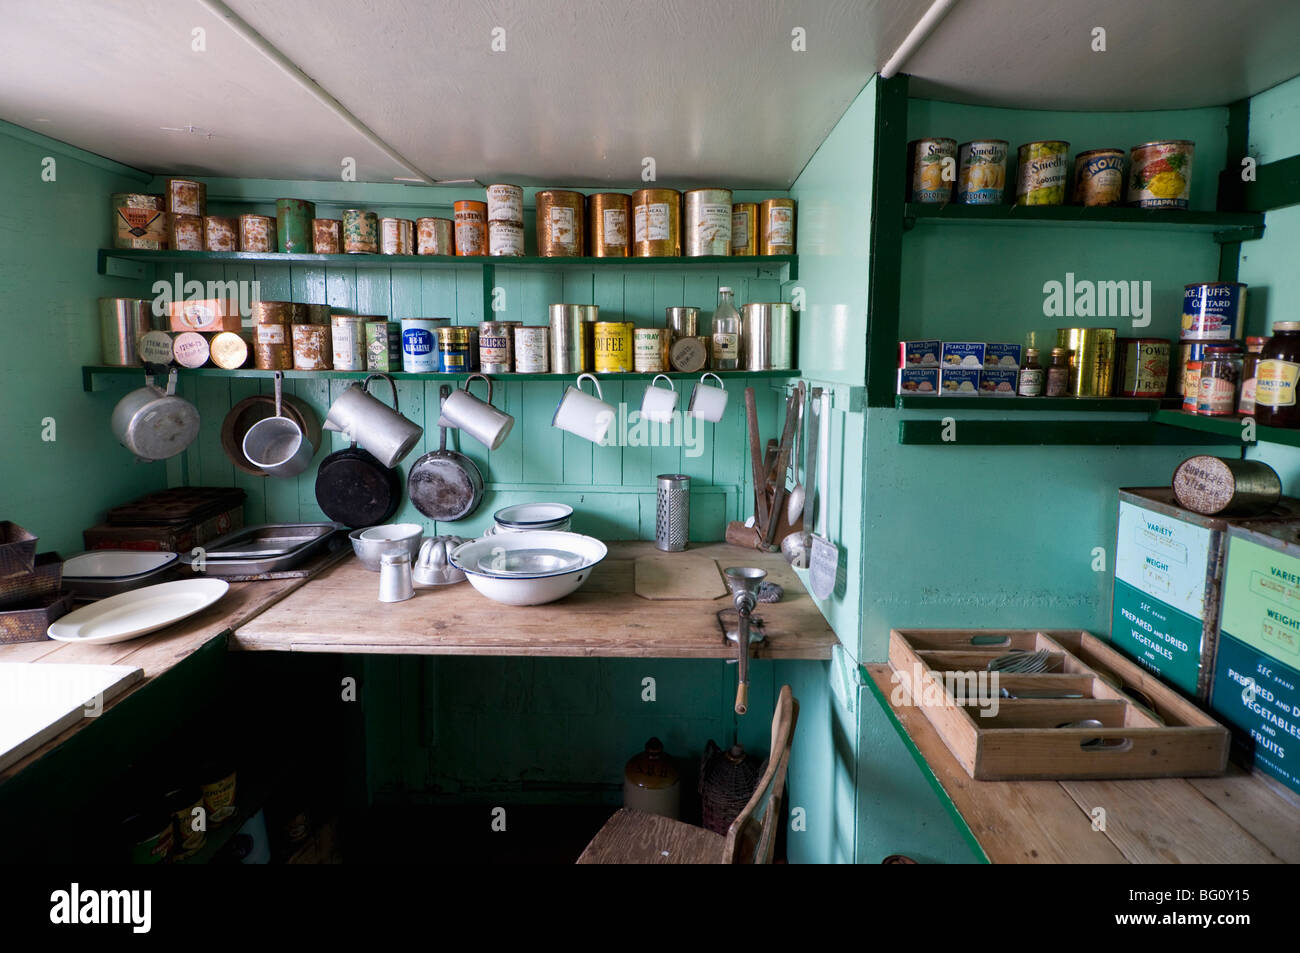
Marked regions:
[1072,149,1126,207]
[1128,140,1194,209]
[593,321,632,373]
[907,138,957,203]
[1015,141,1070,206]
[453,201,488,256]
[956,140,1008,205]
[1182,282,1246,341]
[1115,337,1171,397]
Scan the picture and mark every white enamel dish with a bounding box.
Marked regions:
[47,578,229,644]
[450,531,606,606]
[492,503,573,532]
[61,550,181,600]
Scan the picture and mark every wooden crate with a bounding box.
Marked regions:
[888,629,1231,781]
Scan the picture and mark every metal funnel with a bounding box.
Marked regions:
[724,567,767,605]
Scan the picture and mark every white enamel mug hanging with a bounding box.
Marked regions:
[553,373,616,443]
[688,372,728,422]
[640,374,678,423]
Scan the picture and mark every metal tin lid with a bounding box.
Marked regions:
[1273,322,1300,331]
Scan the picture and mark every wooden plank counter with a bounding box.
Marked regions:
[233,541,837,659]
[865,663,1300,864]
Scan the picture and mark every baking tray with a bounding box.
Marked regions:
[0,552,62,609]
[182,523,344,576]
[0,522,38,578]
[63,551,180,601]
[0,592,75,644]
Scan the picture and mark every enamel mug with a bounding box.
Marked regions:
[640,374,678,423]
[436,373,515,451]
[553,373,615,444]
[322,373,423,467]
[688,372,729,421]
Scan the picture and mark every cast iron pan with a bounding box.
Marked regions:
[407,386,484,522]
[315,445,402,528]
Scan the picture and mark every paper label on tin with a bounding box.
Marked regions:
[487,188,523,221]
[549,207,577,245]
[602,209,627,245]
[767,207,793,246]
[731,209,750,249]
[256,325,285,344]
[456,221,485,253]
[1256,360,1300,408]
[137,332,175,364]
[173,335,209,367]
[332,326,361,366]
[636,204,670,242]
[696,204,731,247]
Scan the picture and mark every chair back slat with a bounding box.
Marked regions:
[721,685,799,864]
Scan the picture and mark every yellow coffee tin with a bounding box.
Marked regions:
[594,321,632,373]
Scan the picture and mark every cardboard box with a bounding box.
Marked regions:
[979,367,1017,395]
[984,343,1022,369]
[168,298,242,333]
[941,342,985,368]
[939,366,980,394]
[897,367,939,394]
[898,340,941,367]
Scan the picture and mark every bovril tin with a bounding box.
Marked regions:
[454,201,488,256]
[1115,337,1171,397]
[956,140,1008,205]
[514,326,548,373]
[684,188,733,256]
[417,217,454,255]
[907,138,957,203]
[1072,149,1126,207]
[1182,282,1246,341]
[594,322,632,373]
[312,219,342,254]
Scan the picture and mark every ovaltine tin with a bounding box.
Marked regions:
[760,198,796,255]
[210,331,251,370]
[1182,282,1246,341]
[239,214,276,252]
[633,328,669,373]
[312,219,341,254]
[588,193,630,257]
[549,304,593,374]
[740,303,773,371]
[536,190,585,257]
[172,331,210,368]
[164,178,206,217]
[684,188,733,256]
[906,138,957,203]
[514,326,549,373]
[112,193,166,249]
[479,321,513,374]
[365,320,402,372]
[1016,141,1070,206]
[401,318,444,373]
[489,220,525,257]
[769,302,795,370]
[276,198,316,253]
[453,201,488,256]
[417,217,454,255]
[665,306,699,340]
[956,140,1008,205]
[1056,327,1117,396]
[1128,140,1194,210]
[1115,337,1171,397]
[168,213,204,251]
[292,324,331,370]
[436,326,472,373]
[1072,149,1126,207]
[485,184,524,223]
[380,217,414,255]
[204,216,238,252]
[342,209,379,254]
[632,189,681,257]
[330,314,368,371]
[731,202,759,256]
[250,301,293,326]
[99,298,153,366]
[593,322,631,373]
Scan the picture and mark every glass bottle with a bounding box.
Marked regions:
[710,287,740,370]
[1255,322,1300,428]
[1017,348,1044,396]
[1045,347,1070,396]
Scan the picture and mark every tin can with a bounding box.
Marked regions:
[312,219,341,254]
[740,303,773,371]
[669,336,710,373]
[907,138,958,203]
[1182,282,1246,341]
[342,209,379,254]
[417,217,454,255]
[1115,337,1171,397]
[400,318,443,373]
[485,183,524,223]
[549,304,593,374]
[436,325,472,373]
[287,303,309,327]
[760,198,796,255]
[594,322,631,373]
[305,303,331,325]
[251,301,293,326]
[1016,141,1070,206]
[479,321,513,373]
[276,198,316,253]
[164,178,205,217]
[137,330,175,366]
[684,188,733,256]
[168,213,204,251]
[588,193,630,257]
[632,189,682,257]
[378,217,414,255]
[489,220,525,256]
[172,331,209,368]
[364,320,402,371]
[1175,341,1216,396]
[253,325,290,370]
[204,216,238,252]
[99,298,153,366]
[633,328,669,373]
[331,314,368,370]
[665,306,699,341]
[769,302,795,370]
[168,297,240,333]
[112,193,166,249]
[536,190,585,256]
[292,324,331,370]
[731,203,759,256]
[1056,327,1116,396]
[210,330,250,369]
[1127,140,1194,210]
[956,140,1008,205]
[453,201,488,256]
[1072,149,1126,207]
[1183,361,1205,411]
[239,214,276,252]
[514,326,549,373]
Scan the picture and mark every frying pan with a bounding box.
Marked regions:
[407,386,484,522]
[315,443,403,529]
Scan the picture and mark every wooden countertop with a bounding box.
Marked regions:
[232,541,838,658]
[864,664,1300,864]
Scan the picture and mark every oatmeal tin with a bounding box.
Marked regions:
[485,183,524,223]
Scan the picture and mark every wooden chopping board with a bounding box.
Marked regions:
[634,554,728,600]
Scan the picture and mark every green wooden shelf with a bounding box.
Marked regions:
[1152,408,1300,448]
[899,419,1238,446]
[896,395,1160,412]
[901,203,1265,242]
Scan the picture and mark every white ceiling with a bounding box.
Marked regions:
[0,0,1298,188]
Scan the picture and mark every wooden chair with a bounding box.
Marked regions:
[576,685,799,864]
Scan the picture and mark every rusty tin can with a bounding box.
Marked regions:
[312,219,341,254]
[305,303,331,325]
[275,198,315,253]
[485,183,524,223]
[907,138,958,203]
[1128,140,1194,210]
[731,202,759,256]
[172,331,210,368]
[632,189,681,257]
[112,193,166,249]
[342,209,379,254]
[365,320,402,372]
[588,193,630,257]
[594,321,632,373]
[760,198,796,255]
[479,320,514,373]
[1115,337,1171,397]
[239,214,276,252]
[291,325,330,370]
[168,213,204,251]
[514,326,549,373]
[684,188,733,256]
[203,215,238,252]
[1016,140,1071,206]
[331,314,369,370]
[380,217,415,255]
[417,217,454,255]
[454,201,488,256]
[489,220,525,257]
[1072,149,1126,207]
[164,178,206,217]
[251,301,294,326]
[253,324,291,370]
[210,331,251,370]
[288,303,309,327]
[536,190,585,256]
[633,327,669,373]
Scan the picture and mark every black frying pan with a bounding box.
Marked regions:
[315,444,402,528]
[407,386,484,522]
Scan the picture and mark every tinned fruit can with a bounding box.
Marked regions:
[485,183,524,223]
[239,214,276,252]
[204,215,238,251]
[1016,141,1070,206]
[365,320,402,372]
[380,217,415,255]
[479,321,513,373]
[164,178,206,217]
[1127,140,1194,210]
[1182,282,1246,341]
[632,189,682,257]
[417,217,454,255]
[1071,149,1126,207]
[330,314,368,370]
[906,138,957,203]
[588,193,630,257]
[168,213,204,251]
[956,140,1008,205]
[312,219,341,254]
[436,325,472,373]
[210,331,250,370]
[112,193,166,249]
[342,209,379,253]
[1056,327,1116,396]
[760,198,795,255]
[684,188,733,256]
[633,327,669,373]
[731,202,758,256]
[536,190,585,256]
[1115,337,1170,397]
[453,201,488,256]
[489,220,525,256]
[276,198,316,253]
[514,326,549,373]
[594,321,632,373]
[292,324,331,370]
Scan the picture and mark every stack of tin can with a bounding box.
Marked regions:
[1178,282,1248,405]
[252,301,293,370]
[486,184,525,257]
[165,178,206,250]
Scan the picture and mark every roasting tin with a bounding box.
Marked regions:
[181,523,345,576]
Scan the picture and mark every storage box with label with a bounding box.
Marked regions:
[898,340,941,367]
[979,367,1017,395]
[897,366,939,395]
[940,342,985,368]
[939,366,980,394]
[168,298,242,333]
[984,343,1022,369]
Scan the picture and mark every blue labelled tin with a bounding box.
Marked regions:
[1182,282,1246,342]
[401,323,436,373]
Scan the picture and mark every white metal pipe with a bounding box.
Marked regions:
[881,0,961,79]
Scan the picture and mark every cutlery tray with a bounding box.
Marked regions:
[888,629,1231,781]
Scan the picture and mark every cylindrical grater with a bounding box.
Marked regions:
[656,474,690,552]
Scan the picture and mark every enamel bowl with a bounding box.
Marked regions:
[449,531,606,606]
[492,503,574,534]
[350,524,424,572]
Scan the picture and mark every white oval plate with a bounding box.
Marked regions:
[47,579,229,644]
